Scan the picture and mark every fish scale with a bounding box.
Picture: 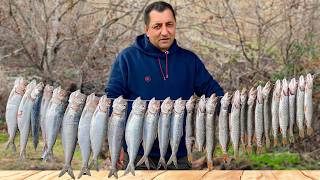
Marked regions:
[279,79,289,145]
[230,91,241,159]
[185,95,196,163]
[247,87,256,154]
[304,73,314,136]
[219,92,231,161]
[255,86,264,154]
[205,93,217,170]
[262,82,272,149]
[240,88,247,152]
[108,96,127,178]
[195,95,206,152]
[271,80,281,147]
[296,76,305,138]
[288,78,297,143]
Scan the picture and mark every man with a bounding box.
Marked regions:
[105,1,224,169]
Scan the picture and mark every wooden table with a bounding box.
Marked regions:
[0,170,319,180]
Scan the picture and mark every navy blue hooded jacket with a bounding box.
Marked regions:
[105,34,224,159]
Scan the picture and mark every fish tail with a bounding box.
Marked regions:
[136,155,150,170]
[299,129,305,138]
[246,145,252,154]
[108,168,118,179]
[234,150,239,160]
[187,153,193,163]
[124,163,135,176]
[166,154,178,169]
[222,154,228,163]
[77,166,91,179]
[59,165,75,179]
[241,144,246,153]
[157,157,167,170]
[43,149,53,162]
[207,160,213,171]
[273,137,278,147]
[256,146,263,154]
[5,140,16,152]
[90,158,99,171]
[41,145,47,159]
[307,127,314,136]
[19,150,26,161]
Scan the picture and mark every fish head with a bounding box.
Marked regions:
[232,90,241,108]
[132,97,147,114]
[186,95,196,112]
[112,96,127,113]
[15,78,27,95]
[69,90,86,110]
[221,92,231,109]
[86,93,99,110]
[198,95,206,112]
[256,86,263,103]
[161,97,173,113]
[44,85,54,97]
[305,73,313,90]
[148,98,160,114]
[25,80,37,94]
[174,98,186,113]
[298,75,305,91]
[30,82,44,99]
[240,88,247,105]
[248,87,257,105]
[281,79,289,96]
[262,81,272,98]
[97,95,111,112]
[288,78,297,95]
[206,94,218,113]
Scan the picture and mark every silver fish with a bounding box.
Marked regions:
[185,95,196,163]
[167,98,186,169]
[288,78,297,142]
[90,95,111,171]
[205,93,217,170]
[59,90,86,179]
[230,90,241,159]
[124,97,146,176]
[255,86,264,154]
[31,84,44,150]
[17,80,39,160]
[304,73,314,136]
[5,77,27,152]
[108,96,127,178]
[40,85,54,158]
[271,80,281,147]
[136,98,160,169]
[78,93,99,178]
[279,79,289,145]
[195,95,206,152]
[296,76,305,138]
[240,88,247,152]
[247,87,256,154]
[157,97,174,170]
[219,92,231,161]
[262,81,272,149]
[43,86,68,161]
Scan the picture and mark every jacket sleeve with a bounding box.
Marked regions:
[105,54,129,99]
[193,55,224,97]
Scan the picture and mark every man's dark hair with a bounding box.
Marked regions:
[144,1,176,25]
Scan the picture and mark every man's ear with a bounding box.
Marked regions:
[144,25,149,37]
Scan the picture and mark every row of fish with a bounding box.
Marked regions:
[4,73,314,179]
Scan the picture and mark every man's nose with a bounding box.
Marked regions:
[160,26,169,36]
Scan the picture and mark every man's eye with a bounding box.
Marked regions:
[153,25,161,29]
[167,23,173,27]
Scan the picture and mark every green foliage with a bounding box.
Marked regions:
[250,152,301,169]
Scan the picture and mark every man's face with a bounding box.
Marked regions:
[145,9,176,52]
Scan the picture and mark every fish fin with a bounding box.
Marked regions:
[90,159,99,171]
[124,163,135,176]
[77,166,91,179]
[43,150,53,162]
[265,137,271,149]
[282,137,287,145]
[187,154,193,163]
[108,168,118,178]
[136,156,150,170]
[299,129,305,138]
[207,160,213,171]
[157,157,167,170]
[307,128,314,136]
[166,154,178,169]
[59,165,75,179]
[5,140,16,152]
